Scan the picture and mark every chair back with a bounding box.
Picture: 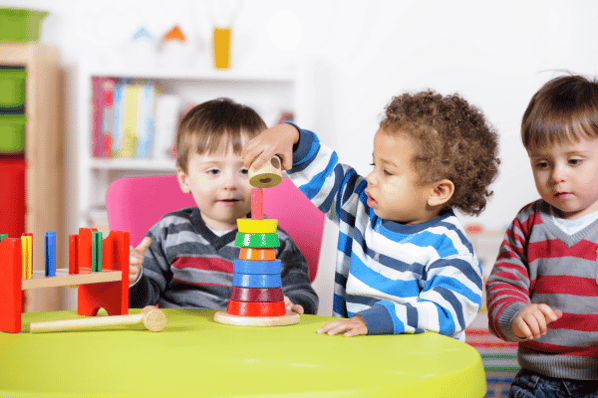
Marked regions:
[106,175,324,281]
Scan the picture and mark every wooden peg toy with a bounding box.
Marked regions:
[30,306,167,333]
[249,156,282,188]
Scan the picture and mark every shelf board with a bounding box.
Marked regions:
[87,67,296,83]
[90,158,176,171]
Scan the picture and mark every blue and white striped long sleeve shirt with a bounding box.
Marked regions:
[286,125,483,340]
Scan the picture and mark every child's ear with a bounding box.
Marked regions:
[176,167,192,194]
[427,179,455,207]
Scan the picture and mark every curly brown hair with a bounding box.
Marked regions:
[380,90,500,216]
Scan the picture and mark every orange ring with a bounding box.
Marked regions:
[226,300,286,317]
[238,248,276,261]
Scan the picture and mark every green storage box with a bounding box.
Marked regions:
[0,114,26,153]
[0,68,26,109]
[0,8,48,42]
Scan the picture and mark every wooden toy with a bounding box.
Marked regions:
[0,228,129,333]
[229,287,284,302]
[44,231,56,277]
[238,247,276,261]
[30,305,166,333]
[214,156,299,327]
[225,301,285,317]
[233,259,281,275]
[232,273,282,289]
[237,218,277,234]
[248,155,282,188]
[235,232,279,248]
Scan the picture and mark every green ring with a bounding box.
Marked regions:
[235,232,280,248]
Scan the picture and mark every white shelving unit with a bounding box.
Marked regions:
[66,65,305,238]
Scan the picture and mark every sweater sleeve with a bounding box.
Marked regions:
[286,123,368,226]
[128,220,173,308]
[358,253,483,338]
[486,206,534,342]
[277,228,319,314]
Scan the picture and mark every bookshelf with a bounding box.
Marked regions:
[67,65,305,240]
[0,43,64,312]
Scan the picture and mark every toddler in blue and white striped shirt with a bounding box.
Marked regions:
[243,90,500,339]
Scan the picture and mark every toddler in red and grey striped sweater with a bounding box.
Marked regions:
[487,75,598,396]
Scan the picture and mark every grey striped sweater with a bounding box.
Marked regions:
[129,207,318,314]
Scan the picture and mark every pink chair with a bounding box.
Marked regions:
[105,175,325,282]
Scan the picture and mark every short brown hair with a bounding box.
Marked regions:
[522,75,598,151]
[380,90,500,216]
[176,98,267,172]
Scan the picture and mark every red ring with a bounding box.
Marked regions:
[226,300,286,316]
[229,287,284,303]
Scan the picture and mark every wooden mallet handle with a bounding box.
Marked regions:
[30,306,167,333]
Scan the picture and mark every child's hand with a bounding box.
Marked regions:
[317,315,368,337]
[284,296,304,314]
[129,237,152,285]
[512,303,563,340]
[242,124,300,172]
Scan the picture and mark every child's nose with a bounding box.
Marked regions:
[366,171,376,186]
[550,165,566,184]
[222,172,239,189]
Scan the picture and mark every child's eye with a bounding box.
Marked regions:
[240,168,249,175]
[207,169,220,175]
[534,161,549,169]
[569,158,583,166]
[383,169,393,176]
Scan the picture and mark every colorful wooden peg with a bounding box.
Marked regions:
[21,234,32,280]
[45,231,56,277]
[251,188,264,220]
[92,231,102,272]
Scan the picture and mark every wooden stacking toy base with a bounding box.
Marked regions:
[214,310,300,327]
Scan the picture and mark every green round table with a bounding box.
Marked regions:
[0,309,486,397]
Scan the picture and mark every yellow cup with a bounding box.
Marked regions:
[213,27,231,69]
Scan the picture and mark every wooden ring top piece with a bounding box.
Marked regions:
[249,156,282,188]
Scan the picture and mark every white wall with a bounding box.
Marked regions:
[4,0,598,315]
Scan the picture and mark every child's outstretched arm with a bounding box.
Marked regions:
[242,123,299,172]
[512,303,563,340]
[129,237,152,285]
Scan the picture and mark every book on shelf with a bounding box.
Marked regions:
[91,78,159,160]
[101,78,117,158]
[120,81,141,158]
[91,77,103,157]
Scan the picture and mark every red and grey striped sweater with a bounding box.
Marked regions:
[486,200,598,380]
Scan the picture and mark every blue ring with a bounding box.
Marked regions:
[234,259,281,275]
[232,273,282,288]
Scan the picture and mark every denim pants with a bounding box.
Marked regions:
[510,369,598,398]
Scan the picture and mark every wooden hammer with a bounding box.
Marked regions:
[30,306,167,333]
